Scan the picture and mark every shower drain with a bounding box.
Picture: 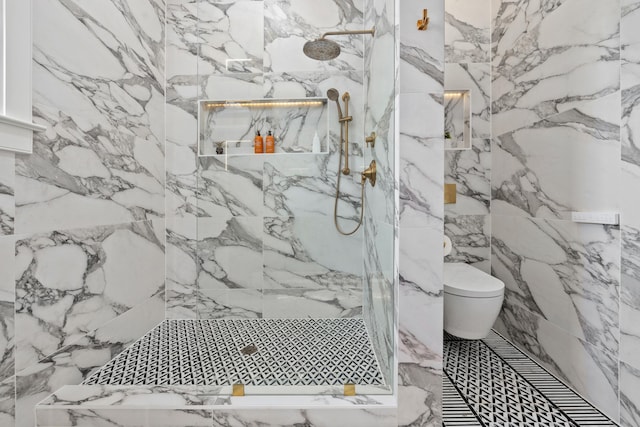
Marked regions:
[241,344,258,356]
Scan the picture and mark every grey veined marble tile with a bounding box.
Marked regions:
[15,220,165,371]
[21,0,166,234]
[492,216,620,359]
[445,0,491,63]
[492,0,620,135]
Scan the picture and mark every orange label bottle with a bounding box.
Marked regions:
[254,131,263,154]
[266,131,275,154]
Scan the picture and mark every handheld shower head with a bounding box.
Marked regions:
[327,88,343,119]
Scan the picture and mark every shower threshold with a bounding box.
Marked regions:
[83,318,390,396]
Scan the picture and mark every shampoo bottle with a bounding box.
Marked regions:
[266,131,275,154]
[254,131,263,154]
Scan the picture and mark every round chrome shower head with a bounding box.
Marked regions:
[303,38,341,61]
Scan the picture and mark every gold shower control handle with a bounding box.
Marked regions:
[361,160,377,187]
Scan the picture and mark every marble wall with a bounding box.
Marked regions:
[621,0,640,425]
[397,0,444,425]
[444,0,492,273]
[165,0,370,321]
[490,0,623,421]
[0,1,167,426]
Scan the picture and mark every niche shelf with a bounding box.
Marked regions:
[444,90,471,150]
[198,98,329,157]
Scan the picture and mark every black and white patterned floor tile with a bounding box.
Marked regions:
[443,330,617,427]
[84,318,385,387]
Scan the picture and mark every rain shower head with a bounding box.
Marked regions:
[303,27,375,61]
[304,39,341,61]
[326,88,343,119]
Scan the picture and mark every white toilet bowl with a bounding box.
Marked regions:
[444,263,505,340]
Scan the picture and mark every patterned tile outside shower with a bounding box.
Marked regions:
[443,331,617,427]
[83,318,385,387]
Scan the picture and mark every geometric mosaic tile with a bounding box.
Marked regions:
[444,331,617,427]
[84,319,385,387]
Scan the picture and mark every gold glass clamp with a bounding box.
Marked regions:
[344,384,356,396]
[232,384,245,397]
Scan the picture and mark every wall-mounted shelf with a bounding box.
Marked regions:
[444,90,471,151]
[198,98,329,157]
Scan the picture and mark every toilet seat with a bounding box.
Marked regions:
[444,263,504,298]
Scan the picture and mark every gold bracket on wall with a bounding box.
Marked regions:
[444,183,457,204]
[417,9,429,30]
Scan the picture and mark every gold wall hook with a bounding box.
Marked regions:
[365,131,376,148]
[417,9,429,31]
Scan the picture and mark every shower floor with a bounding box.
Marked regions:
[83,318,386,388]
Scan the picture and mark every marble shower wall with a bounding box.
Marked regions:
[621,0,640,425]
[444,0,492,273]
[490,0,623,421]
[164,0,379,320]
[0,1,167,427]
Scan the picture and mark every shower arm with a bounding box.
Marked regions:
[319,27,375,40]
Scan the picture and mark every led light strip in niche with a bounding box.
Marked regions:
[203,100,325,109]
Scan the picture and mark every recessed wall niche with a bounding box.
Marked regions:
[198,98,328,156]
[444,90,471,150]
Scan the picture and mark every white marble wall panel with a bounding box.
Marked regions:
[492,94,621,219]
[621,4,640,423]
[197,217,263,290]
[21,0,166,234]
[492,215,620,356]
[15,220,165,371]
[495,300,619,421]
[398,364,442,426]
[399,0,444,93]
[198,156,265,217]
[398,93,444,228]
[492,0,620,136]
[263,215,362,290]
[16,292,165,427]
[445,0,491,63]
[210,408,396,427]
[166,217,199,319]
[0,237,14,383]
[198,289,263,318]
[444,214,490,273]
[263,287,362,318]
[264,0,365,74]
[398,0,444,423]
[621,361,640,427]
[0,377,15,427]
[444,139,491,215]
[0,152,14,236]
[198,0,264,74]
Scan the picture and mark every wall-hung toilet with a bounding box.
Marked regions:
[444,263,505,340]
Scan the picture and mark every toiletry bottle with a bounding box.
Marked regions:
[254,131,263,154]
[266,131,275,154]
